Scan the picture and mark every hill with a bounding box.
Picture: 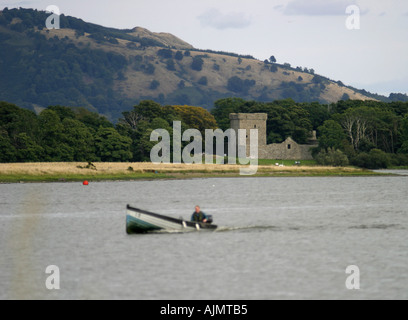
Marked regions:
[0,7,404,121]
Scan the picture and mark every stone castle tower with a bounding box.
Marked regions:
[229,113,268,155]
[229,113,316,160]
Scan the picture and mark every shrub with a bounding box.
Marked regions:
[166,59,176,71]
[270,64,278,73]
[191,56,204,71]
[351,149,390,169]
[175,51,183,61]
[157,49,173,59]
[227,76,255,94]
[315,148,349,167]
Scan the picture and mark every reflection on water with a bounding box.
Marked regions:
[1,176,408,300]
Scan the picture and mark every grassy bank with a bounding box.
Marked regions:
[0,161,387,183]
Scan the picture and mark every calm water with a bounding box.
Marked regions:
[0,176,407,300]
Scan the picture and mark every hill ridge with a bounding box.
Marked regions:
[1,7,404,121]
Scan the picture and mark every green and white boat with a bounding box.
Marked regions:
[126,204,217,234]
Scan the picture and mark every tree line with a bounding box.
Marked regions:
[0,101,217,163]
[2,98,408,169]
[211,98,408,169]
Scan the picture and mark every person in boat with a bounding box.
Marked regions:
[191,205,208,223]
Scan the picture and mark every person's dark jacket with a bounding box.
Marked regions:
[191,211,208,222]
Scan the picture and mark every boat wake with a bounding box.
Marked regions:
[130,223,406,235]
[143,225,279,234]
[214,225,280,233]
[349,223,403,230]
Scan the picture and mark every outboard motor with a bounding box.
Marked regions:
[206,215,213,224]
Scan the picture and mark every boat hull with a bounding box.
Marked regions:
[126,205,217,234]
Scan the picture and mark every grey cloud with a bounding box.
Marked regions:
[282,0,356,16]
[198,8,251,30]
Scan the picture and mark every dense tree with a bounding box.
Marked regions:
[38,109,70,161]
[227,76,255,94]
[0,102,39,138]
[318,120,348,151]
[191,56,204,71]
[166,59,176,71]
[157,49,173,59]
[301,102,330,129]
[270,64,278,73]
[163,105,218,134]
[0,130,17,162]
[117,101,217,161]
[175,51,184,61]
[335,106,399,153]
[94,127,132,162]
[398,115,408,153]
[211,98,246,130]
[389,93,408,102]
[61,118,95,161]
[14,133,44,162]
[286,105,313,143]
[0,102,117,162]
[74,107,113,132]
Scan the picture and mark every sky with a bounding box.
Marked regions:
[1,0,408,96]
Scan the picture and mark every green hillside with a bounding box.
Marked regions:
[0,7,401,121]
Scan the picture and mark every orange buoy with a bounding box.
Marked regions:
[83,180,89,186]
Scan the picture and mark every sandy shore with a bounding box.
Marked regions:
[0,162,381,183]
[0,162,248,174]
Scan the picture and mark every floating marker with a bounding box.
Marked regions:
[83,180,89,186]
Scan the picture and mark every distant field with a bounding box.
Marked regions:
[0,162,384,183]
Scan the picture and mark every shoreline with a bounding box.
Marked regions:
[0,162,390,183]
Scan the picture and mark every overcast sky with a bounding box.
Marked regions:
[2,0,408,96]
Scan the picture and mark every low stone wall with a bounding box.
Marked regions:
[259,138,315,160]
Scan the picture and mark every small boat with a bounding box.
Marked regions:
[126,204,218,234]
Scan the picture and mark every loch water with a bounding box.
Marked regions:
[1,175,407,300]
